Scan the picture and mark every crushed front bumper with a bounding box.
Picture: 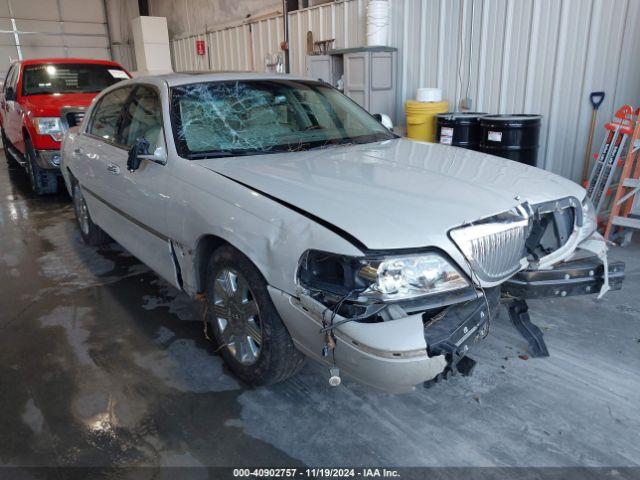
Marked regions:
[502,257,625,299]
[270,285,500,393]
[500,233,624,358]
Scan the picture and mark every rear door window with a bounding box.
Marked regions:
[88,86,133,145]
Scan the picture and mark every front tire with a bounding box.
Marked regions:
[72,182,109,246]
[205,245,305,386]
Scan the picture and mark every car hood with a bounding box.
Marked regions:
[21,93,96,117]
[194,138,585,250]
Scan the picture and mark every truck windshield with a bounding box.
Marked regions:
[170,79,396,158]
[22,64,129,96]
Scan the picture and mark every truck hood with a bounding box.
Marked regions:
[194,138,586,250]
[21,93,96,117]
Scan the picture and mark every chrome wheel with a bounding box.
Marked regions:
[73,185,90,236]
[212,268,262,365]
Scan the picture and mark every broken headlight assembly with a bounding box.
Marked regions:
[576,196,597,244]
[297,249,469,303]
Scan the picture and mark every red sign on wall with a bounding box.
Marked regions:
[196,40,206,56]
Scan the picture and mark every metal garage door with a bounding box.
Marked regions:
[0,0,111,79]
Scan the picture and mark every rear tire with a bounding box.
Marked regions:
[205,245,305,386]
[25,138,58,195]
[72,181,110,246]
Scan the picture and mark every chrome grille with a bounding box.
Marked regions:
[450,207,530,283]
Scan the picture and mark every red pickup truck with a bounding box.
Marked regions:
[1,58,130,194]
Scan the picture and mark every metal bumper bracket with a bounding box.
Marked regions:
[501,253,624,358]
[505,298,549,357]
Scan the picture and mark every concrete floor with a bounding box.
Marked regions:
[1,152,640,473]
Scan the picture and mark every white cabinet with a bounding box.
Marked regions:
[306,46,397,123]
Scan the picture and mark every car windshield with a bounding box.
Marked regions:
[22,64,129,96]
[170,79,396,158]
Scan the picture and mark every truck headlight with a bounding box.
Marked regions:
[297,250,469,302]
[33,117,63,142]
[577,196,597,244]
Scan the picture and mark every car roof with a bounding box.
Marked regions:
[136,71,312,87]
[17,58,125,67]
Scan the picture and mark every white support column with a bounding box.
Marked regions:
[131,16,173,75]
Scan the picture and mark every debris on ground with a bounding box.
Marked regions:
[518,354,529,360]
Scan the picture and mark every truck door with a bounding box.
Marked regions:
[1,64,21,150]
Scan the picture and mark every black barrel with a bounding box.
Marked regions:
[436,112,487,150]
[479,114,542,166]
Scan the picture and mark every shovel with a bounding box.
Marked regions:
[581,91,606,184]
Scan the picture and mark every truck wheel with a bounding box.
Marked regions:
[72,181,110,246]
[25,138,58,195]
[205,245,305,386]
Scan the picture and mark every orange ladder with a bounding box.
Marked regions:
[604,108,640,245]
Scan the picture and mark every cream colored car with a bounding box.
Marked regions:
[61,73,624,392]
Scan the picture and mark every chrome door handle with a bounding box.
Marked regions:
[106,163,120,175]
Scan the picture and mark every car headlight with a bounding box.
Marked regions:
[577,196,597,244]
[33,117,63,142]
[297,250,469,302]
[358,254,470,300]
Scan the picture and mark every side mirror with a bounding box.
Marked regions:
[373,113,394,130]
[127,138,167,172]
[139,146,168,165]
[5,86,15,101]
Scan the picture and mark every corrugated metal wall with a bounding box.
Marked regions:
[208,25,251,71]
[170,15,284,72]
[171,34,210,71]
[288,0,366,74]
[169,0,640,181]
[390,0,640,180]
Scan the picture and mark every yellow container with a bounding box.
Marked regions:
[405,100,449,142]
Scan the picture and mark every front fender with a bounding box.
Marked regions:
[166,161,364,297]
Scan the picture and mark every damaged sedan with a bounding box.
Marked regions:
[61,73,624,393]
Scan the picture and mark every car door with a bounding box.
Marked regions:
[75,85,133,232]
[107,84,176,286]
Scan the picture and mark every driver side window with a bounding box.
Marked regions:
[88,86,132,144]
[119,85,163,150]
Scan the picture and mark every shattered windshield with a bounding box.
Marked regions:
[170,79,396,158]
